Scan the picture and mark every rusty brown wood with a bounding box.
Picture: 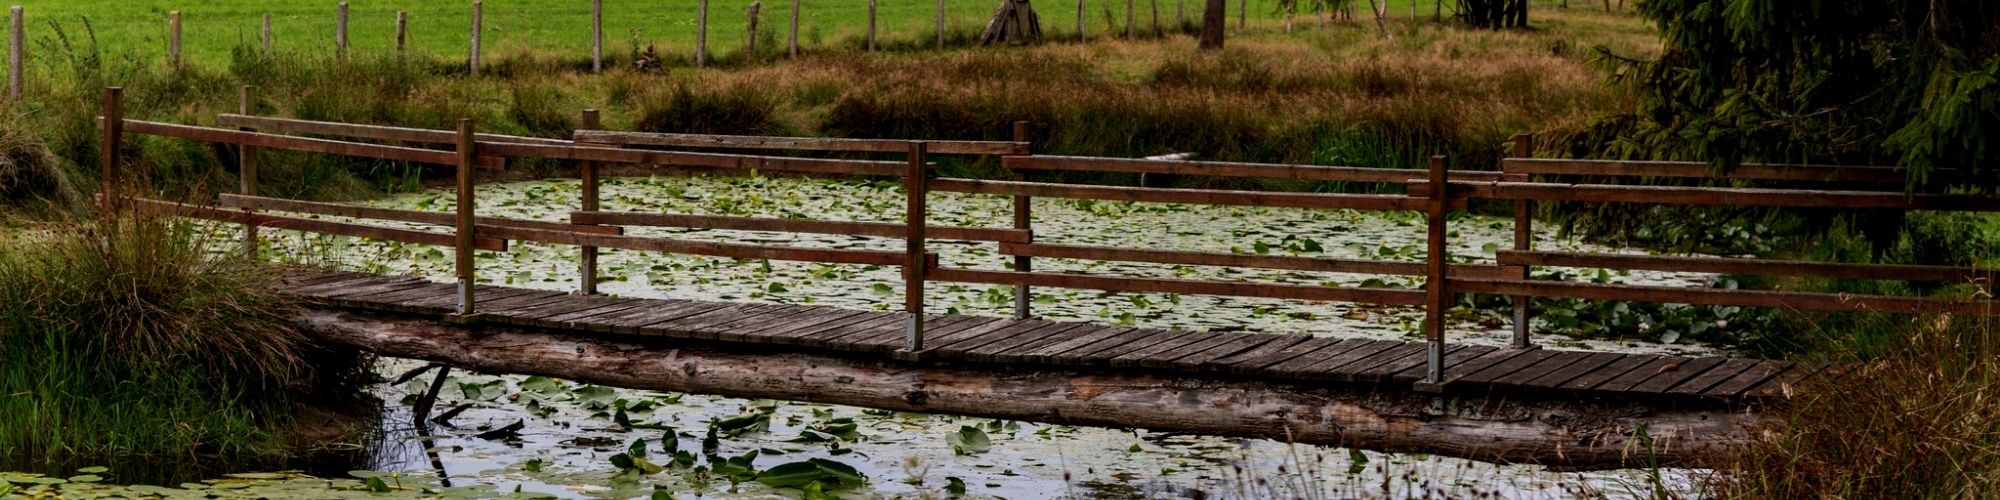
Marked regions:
[1424,180,2000,212]
[477,141,906,177]
[571,212,1027,243]
[1703,361,1795,399]
[572,130,1028,155]
[217,194,623,235]
[1004,155,1507,183]
[129,197,507,251]
[998,242,1516,278]
[1453,278,1999,316]
[1499,158,1908,184]
[460,224,906,266]
[217,113,570,146]
[122,119,480,168]
[1497,250,2000,284]
[931,178,1431,211]
[928,267,1427,306]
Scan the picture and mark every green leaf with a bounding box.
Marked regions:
[1347,448,1369,474]
[945,425,991,455]
[365,477,392,493]
[945,476,968,495]
[756,458,867,489]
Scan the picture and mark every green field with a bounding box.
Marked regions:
[23,0,1468,66]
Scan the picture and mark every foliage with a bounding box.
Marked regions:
[0,212,362,459]
[1581,0,2000,191]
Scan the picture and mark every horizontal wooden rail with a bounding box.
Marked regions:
[478,141,907,177]
[129,197,508,251]
[1452,278,1999,316]
[1498,250,2000,284]
[1500,158,1908,184]
[480,225,909,266]
[931,179,1449,211]
[928,267,1428,306]
[218,113,572,146]
[119,119,506,169]
[1412,180,2000,212]
[1006,155,1511,183]
[573,130,1029,156]
[998,242,1517,279]
[217,194,623,236]
[570,211,1029,243]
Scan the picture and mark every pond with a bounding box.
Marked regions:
[6,175,1727,498]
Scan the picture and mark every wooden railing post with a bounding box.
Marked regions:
[455,119,478,316]
[746,2,761,60]
[1510,134,1535,349]
[935,0,945,49]
[238,85,260,257]
[866,0,877,52]
[1011,121,1034,319]
[904,141,930,354]
[99,86,121,213]
[788,0,800,58]
[1423,155,1450,385]
[578,109,602,295]
[261,13,273,55]
[395,11,408,52]
[1076,0,1087,42]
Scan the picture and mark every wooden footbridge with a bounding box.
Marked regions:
[93,86,2000,466]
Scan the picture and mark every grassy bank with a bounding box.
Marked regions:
[0,211,370,462]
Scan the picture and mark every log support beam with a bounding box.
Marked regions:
[297,309,1761,470]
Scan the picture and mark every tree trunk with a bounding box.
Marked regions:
[1198,0,1225,50]
[297,310,1762,469]
[1365,0,1393,39]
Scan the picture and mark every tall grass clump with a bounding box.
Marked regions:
[1711,311,2000,498]
[0,212,355,460]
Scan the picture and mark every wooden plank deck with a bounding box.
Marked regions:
[287,270,1800,402]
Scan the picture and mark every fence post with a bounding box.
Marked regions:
[169,11,182,70]
[99,87,121,213]
[1423,155,1451,385]
[1151,0,1160,34]
[746,2,760,60]
[1510,134,1535,349]
[696,0,708,67]
[866,0,877,51]
[904,141,930,354]
[8,6,20,102]
[591,0,603,73]
[1237,0,1245,29]
[396,11,408,52]
[469,1,482,76]
[336,2,349,54]
[1125,0,1133,38]
[935,0,945,49]
[579,109,602,295]
[455,119,478,316]
[238,85,260,258]
[788,0,799,58]
[261,13,272,55]
[1011,121,1034,319]
[1076,0,1086,42]
[1177,0,1184,27]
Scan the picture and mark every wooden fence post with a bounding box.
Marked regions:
[455,119,478,316]
[1125,0,1133,38]
[591,0,603,72]
[1150,0,1160,34]
[1011,121,1034,320]
[168,11,182,70]
[696,0,708,67]
[579,109,602,295]
[746,2,760,60]
[788,0,799,58]
[9,6,21,102]
[261,13,272,55]
[336,2,349,53]
[1077,0,1086,41]
[1510,134,1535,349]
[935,0,945,49]
[866,0,877,52]
[1237,0,1245,29]
[396,11,408,52]
[469,1,482,76]
[1177,0,1184,27]
[238,85,260,257]
[1423,155,1451,385]
[99,87,121,213]
[904,141,930,353]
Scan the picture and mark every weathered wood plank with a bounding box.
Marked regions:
[1498,158,1907,184]
[1163,334,1286,371]
[1264,340,1392,378]
[1006,155,1507,183]
[1485,351,1596,390]
[1497,250,1999,283]
[1134,333,1256,370]
[1347,344,1473,384]
[572,212,1025,243]
[1000,242,1516,279]
[1453,278,1999,316]
[1624,357,1728,395]
[1044,328,1161,365]
[762,310,892,345]
[221,194,623,236]
[1108,330,1224,369]
[572,129,1028,155]
[1666,358,1764,396]
[1216,337,1346,376]
[956,323,1095,363]
[1387,345,1499,384]
[930,178,1429,212]
[1558,354,1661,392]
[1456,350,1562,386]
[1518,351,1628,390]
[929,268,1426,306]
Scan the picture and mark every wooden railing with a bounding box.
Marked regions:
[96,86,1999,386]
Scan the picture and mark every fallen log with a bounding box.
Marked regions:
[297,309,1761,469]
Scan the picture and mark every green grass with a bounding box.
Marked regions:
[20,0,1598,68]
